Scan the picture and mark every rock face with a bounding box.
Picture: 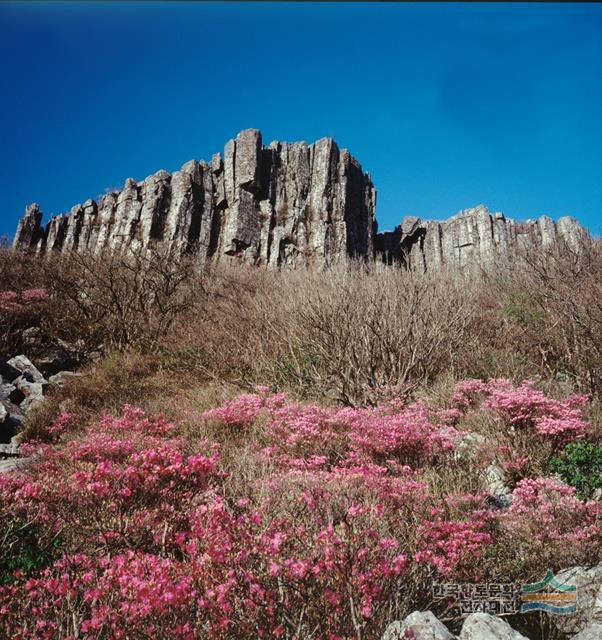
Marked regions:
[13,133,587,269]
[13,204,43,250]
[13,129,376,268]
[375,205,587,271]
[573,623,602,640]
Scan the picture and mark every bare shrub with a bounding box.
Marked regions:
[4,232,602,405]
[171,262,474,405]
[0,239,46,292]
[484,236,602,394]
[140,238,602,404]
[278,265,474,404]
[42,245,207,351]
[0,242,51,355]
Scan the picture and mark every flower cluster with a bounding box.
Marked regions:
[452,378,590,442]
[0,288,48,311]
[503,477,602,545]
[205,392,459,471]
[0,382,600,639]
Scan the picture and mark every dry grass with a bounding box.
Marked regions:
[2,234,601,417]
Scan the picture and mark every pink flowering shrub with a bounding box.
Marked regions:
[179,475,421,638]
[452,378,490,408]
[414,493,495,578]
[38,411,79,443]
[452,378,590,443]
[21,288,49,302]
[0,288,49,311]
[0,385,600,639]
[0,400,472,638]
[205,391,459,471]
[492,477,602,575]
[502,477,602,546]
[0,290,19,310]
[202,392,269,428]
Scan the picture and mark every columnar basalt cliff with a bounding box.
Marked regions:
[13,129,376,267]
[13,129,586,269]
[375,205,586,271]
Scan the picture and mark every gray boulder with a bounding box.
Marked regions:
[553,565,602,635]
[36,349,81,377]
[20,393,45,413]
[382,611,454,640]
[0,442,19,456]
[454,432,487,458]
[460,613,527,640]
[14,375,47,396]
[3,356,49,414]
[7,355,46,384]
[1,399,22,420]
[484,463,512,498]
[13,375,47,412]
[0,456,34,474]
[0,399,22,444]
[0,378,17,402]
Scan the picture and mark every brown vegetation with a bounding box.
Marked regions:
[2,236,602,412]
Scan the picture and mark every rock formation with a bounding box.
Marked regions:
[13,130,587,269]
[12,129,376,268]
[375,205,587,271]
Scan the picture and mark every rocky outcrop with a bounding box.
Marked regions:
[13,132,587,269]
[552,565,602,636]
[14,204,43,250]
[0,355,47,443]
[0,351,86,472]
[13,129,376,268]
[375,205,587,271]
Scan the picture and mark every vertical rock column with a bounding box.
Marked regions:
[376,206,589,271]
[12,204,42,250]
[220,128,263,258]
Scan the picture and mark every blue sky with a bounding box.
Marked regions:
[1,2,601,239]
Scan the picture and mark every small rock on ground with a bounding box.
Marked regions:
[382,611,454,640]
[460,613,528,640]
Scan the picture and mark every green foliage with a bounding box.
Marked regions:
[501,292,545,330]
[549,441,602,500]
[0,519,59,585]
